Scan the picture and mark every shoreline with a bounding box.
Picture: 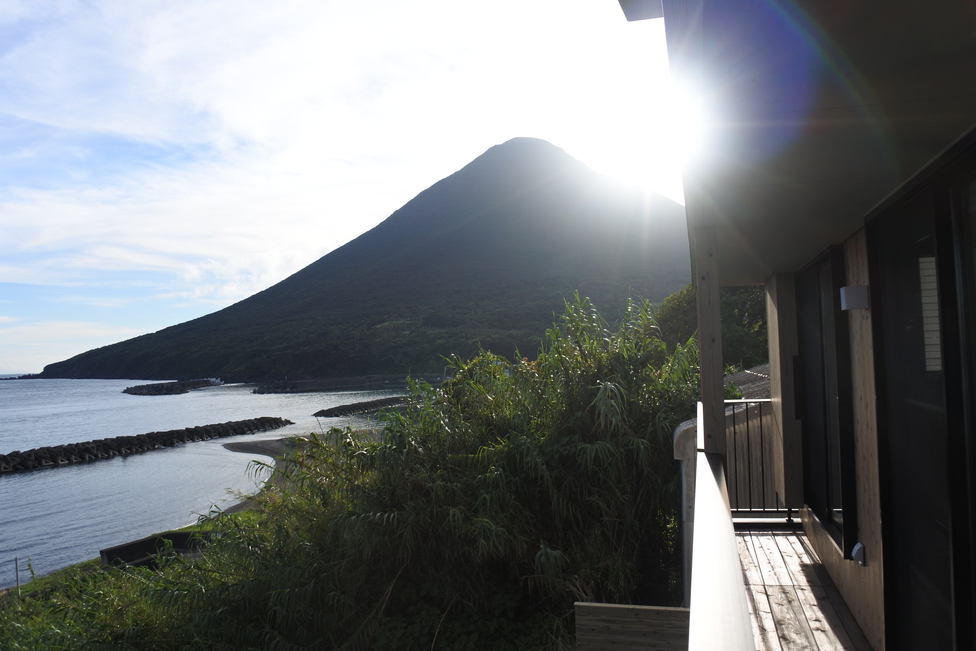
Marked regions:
[2,438,295,596]
[220,437,296,514]
[221,437,290,459]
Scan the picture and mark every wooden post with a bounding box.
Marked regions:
[694,225,725,456]
[14,557,20,599]
[765,273,803,508]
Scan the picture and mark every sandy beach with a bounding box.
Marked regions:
[222,437,290,459]
[220,437,295,513]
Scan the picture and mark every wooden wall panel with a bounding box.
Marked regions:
[765,273,803,508]
[575,602,690,650]
[803,228,885,651]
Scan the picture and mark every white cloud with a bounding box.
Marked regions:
[0,320,145,374]
[0,0,685,369]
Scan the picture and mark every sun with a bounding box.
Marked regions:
[559,77,706,207]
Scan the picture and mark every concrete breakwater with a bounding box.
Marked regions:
[254,374,443,394]
[313,396,407,418]
[123,379,221,395]
[0,416,293,475]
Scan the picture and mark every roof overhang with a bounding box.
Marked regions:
[660,0,976,285]
[617,0,664,22]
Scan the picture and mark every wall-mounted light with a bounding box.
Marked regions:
[840,285,869,310]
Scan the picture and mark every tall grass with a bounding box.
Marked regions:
[0,296,698,650]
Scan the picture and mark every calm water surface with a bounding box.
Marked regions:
[0,379,400,589]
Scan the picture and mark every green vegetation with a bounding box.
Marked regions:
[655,283,768,370]
[2,296,698,650]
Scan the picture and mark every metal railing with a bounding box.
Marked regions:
[724,399,779,513]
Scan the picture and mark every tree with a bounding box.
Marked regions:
[654,283,768,370]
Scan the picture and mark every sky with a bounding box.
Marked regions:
[0,0,689,375]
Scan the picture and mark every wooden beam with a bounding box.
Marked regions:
[694,225,725,455]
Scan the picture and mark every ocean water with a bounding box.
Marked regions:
[0,378,401,589]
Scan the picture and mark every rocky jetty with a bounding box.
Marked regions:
[254,375,443,394]
[313,397,407,418]
[0,416,293,475]
[123,379,221,395]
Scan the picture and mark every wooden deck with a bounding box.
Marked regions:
[737,530,873,650]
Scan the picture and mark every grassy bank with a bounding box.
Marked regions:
[0,297,700,650]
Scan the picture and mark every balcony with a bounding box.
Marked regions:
[674,401,872,650]
[574,397,872,649]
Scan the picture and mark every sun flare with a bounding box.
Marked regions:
[561,75,706,207]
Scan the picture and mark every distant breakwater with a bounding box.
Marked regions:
[254,374,444,394]
[313,396,407,418]
[124,379,221,396]
[0,417,293,475]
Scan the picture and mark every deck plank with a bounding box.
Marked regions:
[736,530,872,650]
[746,584,784,651]
[793,532,836,588]
[746,532,778,586]
[736,533,764,586]
[822,586,874,651]
[743,582,764,650]
[765,585,819,649]
[800,583,870,651]
[755,533,796,586]
[774,532,822,587]
[793,584,852,650]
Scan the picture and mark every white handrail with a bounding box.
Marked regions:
[688,449,754,650]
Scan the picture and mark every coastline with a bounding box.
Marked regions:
[1,438,296,597]
[222,437,290,459]
[220,437,295,514]
[0,380,400,593]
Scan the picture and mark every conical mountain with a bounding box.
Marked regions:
[40,138,690,381]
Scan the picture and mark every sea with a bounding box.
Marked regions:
[0,377,403,590]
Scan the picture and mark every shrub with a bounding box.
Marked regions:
[1,296,699,650]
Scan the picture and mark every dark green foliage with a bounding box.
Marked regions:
[654,284,697,352]
[719,285,768,369]
[655,283,768,370]
[1,297,697,650]
[41,139,690,381]
[147,297,696,649]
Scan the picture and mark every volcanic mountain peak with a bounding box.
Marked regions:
[41,138,690,381]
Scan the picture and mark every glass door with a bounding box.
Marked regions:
[869,185,953,650]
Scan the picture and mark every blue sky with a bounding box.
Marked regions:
[0,0,688,375]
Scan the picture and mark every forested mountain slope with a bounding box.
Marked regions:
[41,138,690,381]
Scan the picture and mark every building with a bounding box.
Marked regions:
[617,1,976,648]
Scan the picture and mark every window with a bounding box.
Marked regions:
[868,185,952,649]
[795,246,857,554]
